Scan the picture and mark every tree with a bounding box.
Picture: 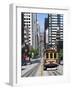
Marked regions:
[59,49,63,61]
[29,48,39,58]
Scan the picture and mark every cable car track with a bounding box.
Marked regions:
[55,70,62,75]
[51,70,62,75]
[22,63,40,77]
[46,69,62,76]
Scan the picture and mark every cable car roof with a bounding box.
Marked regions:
[44,48,57,53]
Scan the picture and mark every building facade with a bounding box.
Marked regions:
[32,13,37,49]
[21,12,33,55]
[48,14,63,46]
[32,14,40,51]
[44,14,63,49]
[44,18,48,48]
[21,12,40,54]
[36,22,40,49]
[40,32,44,56]
[36,22,40,55]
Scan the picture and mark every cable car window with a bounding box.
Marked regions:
[54,53,56,58]
[50,53,52,58]
[46,53,48,58]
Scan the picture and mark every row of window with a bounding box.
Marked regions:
[48,14,63,16]
[24,24,31,26]
[49,19,63,21]
[23,15,31,17]
[49,21,63,23]
[24,21,30,23]
[24,27,31,29]
[48,24,63,27]
[48,27,63,29]
[46,53,57,58]
[48,29,63,31]
[49,22,63,24]
[23,12,30,14]
[48,35,63,37]
[24,17,30,20]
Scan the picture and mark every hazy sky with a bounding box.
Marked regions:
[37,13,48,32]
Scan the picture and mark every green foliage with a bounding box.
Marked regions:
[59,49,63,60]
[29,48,39,58]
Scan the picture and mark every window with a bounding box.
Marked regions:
[50,53,52,58]
[29,15,30,17]
[28,21,30,23]
[46,53,48,58]
[54,53,56,58]
[52,32,56,34]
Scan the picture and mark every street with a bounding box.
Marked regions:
[21,58,63,77]
[21,12,63,77]
[41,65,63,76]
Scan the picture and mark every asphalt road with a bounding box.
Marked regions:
[21,58,41,77]
[21,58,63,77]
[42,65,63,76]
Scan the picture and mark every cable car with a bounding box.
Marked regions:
[43,48,59,70]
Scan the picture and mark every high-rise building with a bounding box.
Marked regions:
[32,14,40,51]
[21,12,33,56]
[21,12,32,48]
[48,14,63,46]
[44,18,49,48]
[21,13,40,52]
[36,22,40,55]
[36,22,40,49]
[40,32,44,56]
[44,14,63,48]
[32,13,37,49]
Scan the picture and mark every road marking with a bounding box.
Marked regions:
[46,68,62,76]
[52,71,57,75]
[55,70,62,75]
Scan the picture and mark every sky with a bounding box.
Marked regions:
[37,13,48,32]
